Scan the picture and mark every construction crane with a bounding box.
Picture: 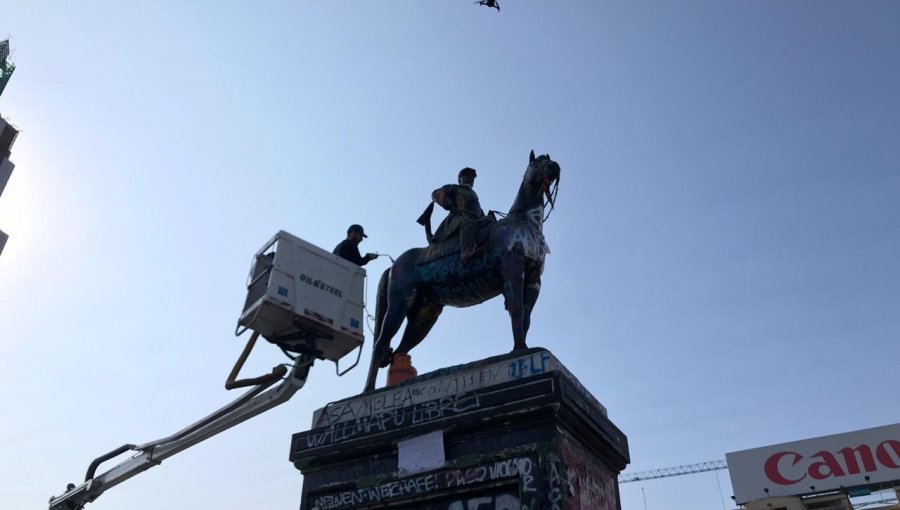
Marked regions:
[618,460,898,510]
[619,460,728,483]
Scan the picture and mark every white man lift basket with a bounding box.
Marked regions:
[236,230,366,374]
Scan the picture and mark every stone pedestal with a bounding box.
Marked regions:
[290,348,630,510]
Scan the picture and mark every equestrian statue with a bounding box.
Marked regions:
[364,150,561,391]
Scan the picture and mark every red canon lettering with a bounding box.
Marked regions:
[809,451,845,480]
[838,445,877,474]
[876,440,900,469]
[765,451,806,485]
[765,441,900,486]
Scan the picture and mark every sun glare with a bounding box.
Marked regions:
[0,145,55,276]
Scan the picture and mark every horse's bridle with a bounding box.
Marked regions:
[492,157,560,223]
[538,159,560,222]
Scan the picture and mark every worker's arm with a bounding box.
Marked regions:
[334,241,373,266]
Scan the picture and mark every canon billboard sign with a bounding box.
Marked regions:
[727,423,900,503]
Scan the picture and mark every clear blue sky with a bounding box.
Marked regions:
[1,2,898,509]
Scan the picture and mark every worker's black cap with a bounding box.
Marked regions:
[459,167,477,178]
[348,224,367,238]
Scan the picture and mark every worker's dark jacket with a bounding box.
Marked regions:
[333,240,370,266]
[432,184,485,242]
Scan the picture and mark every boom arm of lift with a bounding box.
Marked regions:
[48,354,314,510]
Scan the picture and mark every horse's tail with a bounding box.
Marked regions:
[371,268,392,364]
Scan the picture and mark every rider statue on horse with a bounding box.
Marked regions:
[365,150,561,391]
[420,167,494,264]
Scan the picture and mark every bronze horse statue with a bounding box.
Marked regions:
[364,151,561,391]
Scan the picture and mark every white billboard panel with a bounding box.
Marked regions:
[727,423,900,504]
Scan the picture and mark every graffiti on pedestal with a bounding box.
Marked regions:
[313,350,560,429]
[447,493,521,510]
[310,457,537,510]
[304,392,481,449]
[559,431,618,510]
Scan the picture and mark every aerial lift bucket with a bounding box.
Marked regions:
[234,230,366,377]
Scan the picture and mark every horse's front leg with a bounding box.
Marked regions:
[502,252,528,350]
[395,303,444,356]
[522,277,541,338]
[364,290,413,392]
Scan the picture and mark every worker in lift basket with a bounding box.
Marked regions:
[333,224,377,266]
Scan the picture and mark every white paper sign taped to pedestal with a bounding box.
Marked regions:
[398,430,445,477]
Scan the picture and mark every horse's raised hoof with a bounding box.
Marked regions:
[377,347,395,368]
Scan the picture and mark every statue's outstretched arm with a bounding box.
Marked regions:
[432,185,457,211]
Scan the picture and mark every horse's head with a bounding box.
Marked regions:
[508,149,561,221]
[525,149,561,209]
